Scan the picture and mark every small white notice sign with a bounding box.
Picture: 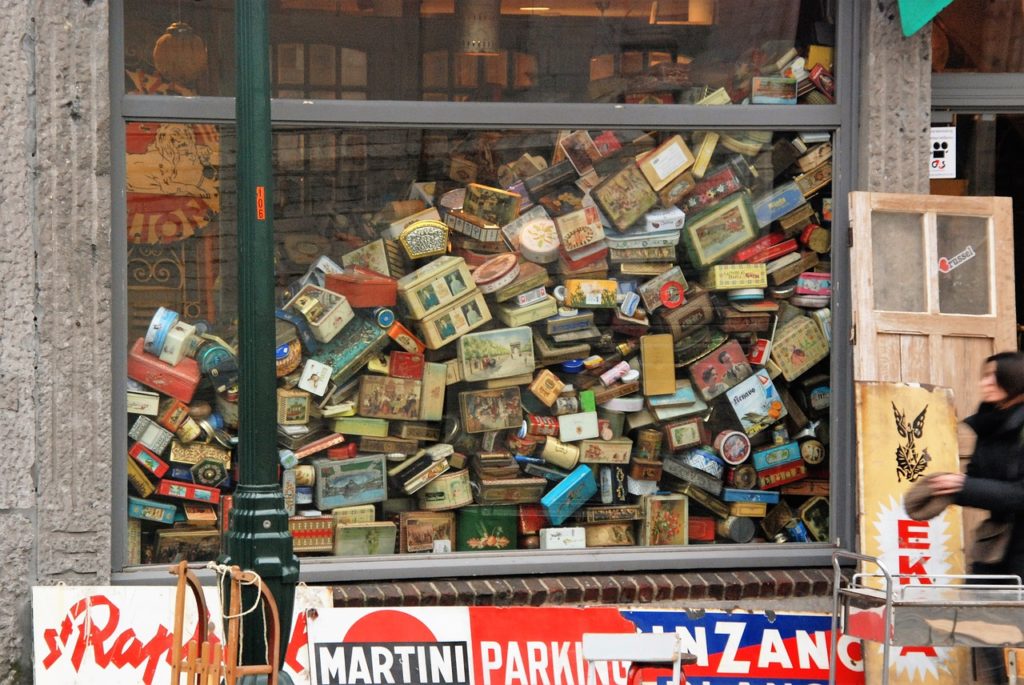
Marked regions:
[930,126,956,179]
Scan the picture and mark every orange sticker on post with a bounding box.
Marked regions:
[256,186,266,220]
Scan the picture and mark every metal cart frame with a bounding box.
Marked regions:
[830,550,1024,685]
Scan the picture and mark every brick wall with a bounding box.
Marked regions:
[330,568,835,608]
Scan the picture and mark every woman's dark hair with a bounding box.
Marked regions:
[985,351,1024,398]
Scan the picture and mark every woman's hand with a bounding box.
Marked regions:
[929,472,966,496]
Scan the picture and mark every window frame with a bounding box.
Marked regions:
[110,0,861,584]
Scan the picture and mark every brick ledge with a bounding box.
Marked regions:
[330,568,835,607]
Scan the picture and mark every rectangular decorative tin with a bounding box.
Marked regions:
[334,522,398,556]
[397,255,476,321]
[541,464,598,525]
[416,289,492,350]
[458,326,535,383]
[312,454,388,509]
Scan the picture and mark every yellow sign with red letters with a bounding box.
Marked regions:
[855,381,967,685]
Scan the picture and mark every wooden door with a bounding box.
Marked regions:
[850,192,1016,458]
[850,192,1015,685]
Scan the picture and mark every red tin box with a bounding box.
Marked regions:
[127,338,201,404]
[389,351,425,379]
[156,478,222,505]
[325,267,398,308]
[518,503,550,535]
[688,515,716,542]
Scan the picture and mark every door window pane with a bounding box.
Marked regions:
[125,124,835,565]
[937,214,991,315]
[871,212,927,312]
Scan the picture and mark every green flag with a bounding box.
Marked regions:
[898,0,954,36]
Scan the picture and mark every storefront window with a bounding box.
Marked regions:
[124,0,837,105]
[125,122,834,564]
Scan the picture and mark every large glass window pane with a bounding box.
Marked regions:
[124,0,837,104]
[932,0,1024,73]
[125,123,833,565]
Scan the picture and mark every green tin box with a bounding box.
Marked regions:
[456,504,518,551]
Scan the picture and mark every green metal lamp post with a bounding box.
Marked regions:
[219,2,299,682]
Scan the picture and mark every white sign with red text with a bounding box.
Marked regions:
[32,583,333,685]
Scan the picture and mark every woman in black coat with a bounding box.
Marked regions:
[930,351,1024,684]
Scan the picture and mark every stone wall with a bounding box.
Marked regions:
[0,1,112,682]
[858,0,932,193]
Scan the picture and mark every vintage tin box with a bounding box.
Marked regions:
[324,267,398,309]
[752,181,806,229]
[458,327,535,383]
[334,522,397,556]
[688,339,753,401]
[312,455,388,509]
[462,182,522,227]
[472,476,547,505]
[331,504,377,526]
[285,284,355,344]
[725,369,788,437]
[541,464,598,525]
[400,511,456,553]
[309,314,389,386]
[640,494,688,546]
[770,316,829,381]
[702,264,768,291]
[496,295,558,327]
[591,163,658,232]
[127,338,201,404]
[289,515,335,553]
[129,416,174,456]
[358,375,422,421]
[416,289,492,350]
[127,458,156,497]
[554,205,605,253]
[397,256,476,321]
[539,527,587,549]
[582,521,636,547]
[459,387,523,434]
[579,438,633,465]
[640,334,676,396]
[417,468,473,511]
[638,135,696,191]
[456,505,518,551]
[757,460,808,490]
[156,479,221,505]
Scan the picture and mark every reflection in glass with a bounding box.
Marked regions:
[124,0,837,104]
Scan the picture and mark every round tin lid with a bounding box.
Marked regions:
[519,217,561,264]
[727,288,765,302]
[659,281,686,309]
[714,430,751,465]
[560,359,584,374]
[769,283,796,299]
[473,253,520,292]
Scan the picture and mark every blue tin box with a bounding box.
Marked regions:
[541,464,598,525]
[722,488,781,504]
[751,441,802,473]
[752,181,806,229]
